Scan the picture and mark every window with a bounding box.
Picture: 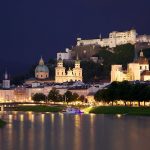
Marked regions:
[140,66,142,70]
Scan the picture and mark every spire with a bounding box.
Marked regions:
[4,70,8,80]
[140,50,144,57]
[58,54,63,63]
[75,53,80,64]
[39,56,44,65]
[99,33,101,39]
[58,54,62,60]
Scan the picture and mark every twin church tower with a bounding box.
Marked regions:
[55,55,82,83]
[33,55,82,83]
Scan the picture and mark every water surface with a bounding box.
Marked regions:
[0,112,150,150]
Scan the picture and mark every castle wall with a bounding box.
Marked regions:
[77,29,137,48]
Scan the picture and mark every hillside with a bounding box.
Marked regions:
[12,44,148,84]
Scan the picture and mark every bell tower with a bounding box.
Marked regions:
[73,54,82,81]
[3,71,10,89]
[55,54,66,83]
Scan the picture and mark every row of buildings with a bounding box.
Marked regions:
[0,56,108,103]
[1,29,150,103]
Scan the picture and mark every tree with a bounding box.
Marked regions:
[130,84,146,107]
[72,93,79,101]
[48,88,61,102]
[78,95,85,102]
[64,91,74,103]
[94,89,111,104]
[32,93,47,102]
[118,81,132,106]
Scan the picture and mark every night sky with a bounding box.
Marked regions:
[0,0,150,75]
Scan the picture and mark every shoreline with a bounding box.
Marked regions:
[6,105,150,116]
[89,106,150,116]
[13,105,65,113]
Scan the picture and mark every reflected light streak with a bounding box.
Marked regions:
[20,114,24,122]
[51,113,54,124]
[28,112,34,123]
[8,114,13,123]
[41,114,45,123]
[59,113,64,149]
[74,115,81,150]
[90,114,95,150]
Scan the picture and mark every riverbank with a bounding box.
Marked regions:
[14,105,65,112]
[0,119,6,128]
[89,106,150,116]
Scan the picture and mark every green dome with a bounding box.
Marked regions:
[35,65,49,73]
[35,57,49,73]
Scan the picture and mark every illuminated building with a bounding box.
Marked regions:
[25,57,52,85]
[55,55,82,83]
[111,50,150,82]
[77,29,137,48]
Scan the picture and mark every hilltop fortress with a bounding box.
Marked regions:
[57,29,150,60]
[77,29,137,48]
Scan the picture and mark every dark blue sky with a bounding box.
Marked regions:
[0,0,150,75]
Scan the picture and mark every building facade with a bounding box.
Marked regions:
[55,56,82,83]
[111,51,150,82]
[77,29,137,48]
[137,35,150,43]
[57,48,72,60]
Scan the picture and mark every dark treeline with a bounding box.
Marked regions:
[94,81,150,106]
[32,88,86,103]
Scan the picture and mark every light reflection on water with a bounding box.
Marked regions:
[0,112,150,150]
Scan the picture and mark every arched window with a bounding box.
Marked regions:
[140,66,142,70]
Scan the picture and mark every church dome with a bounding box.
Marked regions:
[134,50,149,65]
[35,57,49,73]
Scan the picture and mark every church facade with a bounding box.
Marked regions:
[55,56,82,83]
[111,51,150,82]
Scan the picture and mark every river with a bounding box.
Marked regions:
[0,111,150,150]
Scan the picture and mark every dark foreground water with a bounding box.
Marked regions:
[0,112,150,150]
